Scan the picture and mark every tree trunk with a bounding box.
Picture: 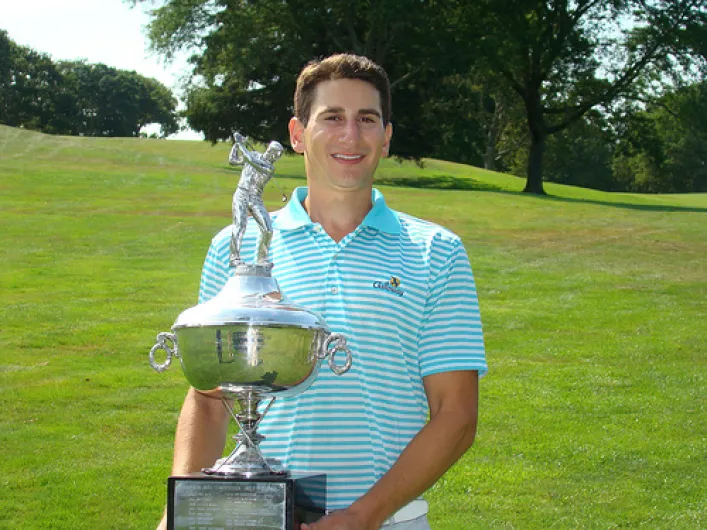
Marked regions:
[483,141,497,171]
[483,102,502,171]
[524,132,546,194]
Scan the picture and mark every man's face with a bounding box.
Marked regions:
[289,78,393,195]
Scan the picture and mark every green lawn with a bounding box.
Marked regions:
[0,124,704,529]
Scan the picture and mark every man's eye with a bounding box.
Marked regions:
[360,116,376,124]
[325,115,342,121]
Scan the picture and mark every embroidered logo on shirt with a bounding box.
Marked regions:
[373,276,405,297]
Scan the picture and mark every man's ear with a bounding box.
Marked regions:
[289,117,305,154]
[382,122,393,158]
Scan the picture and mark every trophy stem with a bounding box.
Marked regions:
[202,393,284,477]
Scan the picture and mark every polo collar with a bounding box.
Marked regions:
[272,187,401,234]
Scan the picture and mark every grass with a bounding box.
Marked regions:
[0,124,705,529]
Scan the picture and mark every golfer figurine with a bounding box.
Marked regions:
[228,132,284,267]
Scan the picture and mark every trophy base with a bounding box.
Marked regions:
[167,472,326,530]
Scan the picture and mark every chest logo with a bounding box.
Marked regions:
[373,276,405,297]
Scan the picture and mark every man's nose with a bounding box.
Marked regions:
[339,119,361,144]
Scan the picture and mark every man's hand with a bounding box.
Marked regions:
[155,507,167,530]
[301,508,374,530]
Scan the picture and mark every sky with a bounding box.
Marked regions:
[2,0,202,139]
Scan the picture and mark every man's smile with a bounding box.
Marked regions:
[332,153,365,162]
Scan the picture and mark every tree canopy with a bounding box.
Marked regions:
[0,30,179,137]
[133,0,465,158]
[613,82,707,193]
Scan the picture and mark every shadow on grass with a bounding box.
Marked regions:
[232,166,706,212]
[376,174,504,192]
[523,191,707,213]
[225,170,503,192]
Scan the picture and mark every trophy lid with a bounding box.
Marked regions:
[173,265,329,332]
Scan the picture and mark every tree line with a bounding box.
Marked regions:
[133,0,707,194]
[0,30,178,138]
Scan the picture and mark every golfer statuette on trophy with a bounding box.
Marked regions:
[150,133,353,530]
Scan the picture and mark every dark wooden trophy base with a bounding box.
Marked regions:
[167,473,326,530]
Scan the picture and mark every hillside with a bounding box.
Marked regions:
[1,124,705,529]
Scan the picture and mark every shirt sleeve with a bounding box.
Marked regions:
[418,238,488,378]
[198,232,231,303]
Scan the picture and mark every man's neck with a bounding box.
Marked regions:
[303,187,373,243]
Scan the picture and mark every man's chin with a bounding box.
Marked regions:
[330,171,376,190]
[330,180,374,193]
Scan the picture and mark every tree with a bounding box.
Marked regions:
[613,82,707,192]
[58,62,179,137]
[0,32,178,137]
[410,71,527,170]
[0,31,67,132]
[543,111,616,191]
[131,0,468,157]
[0,30,14,123]
[454,0,707,194]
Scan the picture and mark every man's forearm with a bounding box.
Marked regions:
[171,387,230,475]
[157,388,230,529]
[347,406,478,528]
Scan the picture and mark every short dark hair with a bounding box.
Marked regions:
[294,54,391,126]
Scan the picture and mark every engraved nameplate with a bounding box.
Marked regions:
[172,480,286,529]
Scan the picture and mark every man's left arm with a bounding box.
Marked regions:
[303,369,479,530]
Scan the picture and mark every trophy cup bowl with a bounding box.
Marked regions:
[150,264,352,478]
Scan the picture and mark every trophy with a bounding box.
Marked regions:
[149,133,352,530]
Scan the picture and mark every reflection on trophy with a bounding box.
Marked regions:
[150,133,352,529]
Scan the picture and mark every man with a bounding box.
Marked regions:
[228,132,284,265]
[158,53,487,530]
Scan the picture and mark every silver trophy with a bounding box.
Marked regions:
[150,134,351,528]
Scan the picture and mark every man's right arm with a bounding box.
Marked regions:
[233,138,274,176]
[156,388,230,530]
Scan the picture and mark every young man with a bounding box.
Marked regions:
[159,54,487,530]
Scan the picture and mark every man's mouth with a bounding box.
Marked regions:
[332,154,364,161]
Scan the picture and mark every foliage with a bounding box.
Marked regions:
[58,61,180,137]
[542,111,617,191]
[415,72,528,171]
[453,0,707,194]
[613,82,707,192]
[0,30,67,133]
[131,0,468,158]
[0,31,179,137]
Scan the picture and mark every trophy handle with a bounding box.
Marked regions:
[149,332,179,372]
[323,333,353,376]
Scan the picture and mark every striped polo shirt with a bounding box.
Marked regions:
[198,187,487,510]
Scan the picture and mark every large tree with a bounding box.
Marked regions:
[131,0,467,158]
[455,0,707,193]
[59,62,179,137]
